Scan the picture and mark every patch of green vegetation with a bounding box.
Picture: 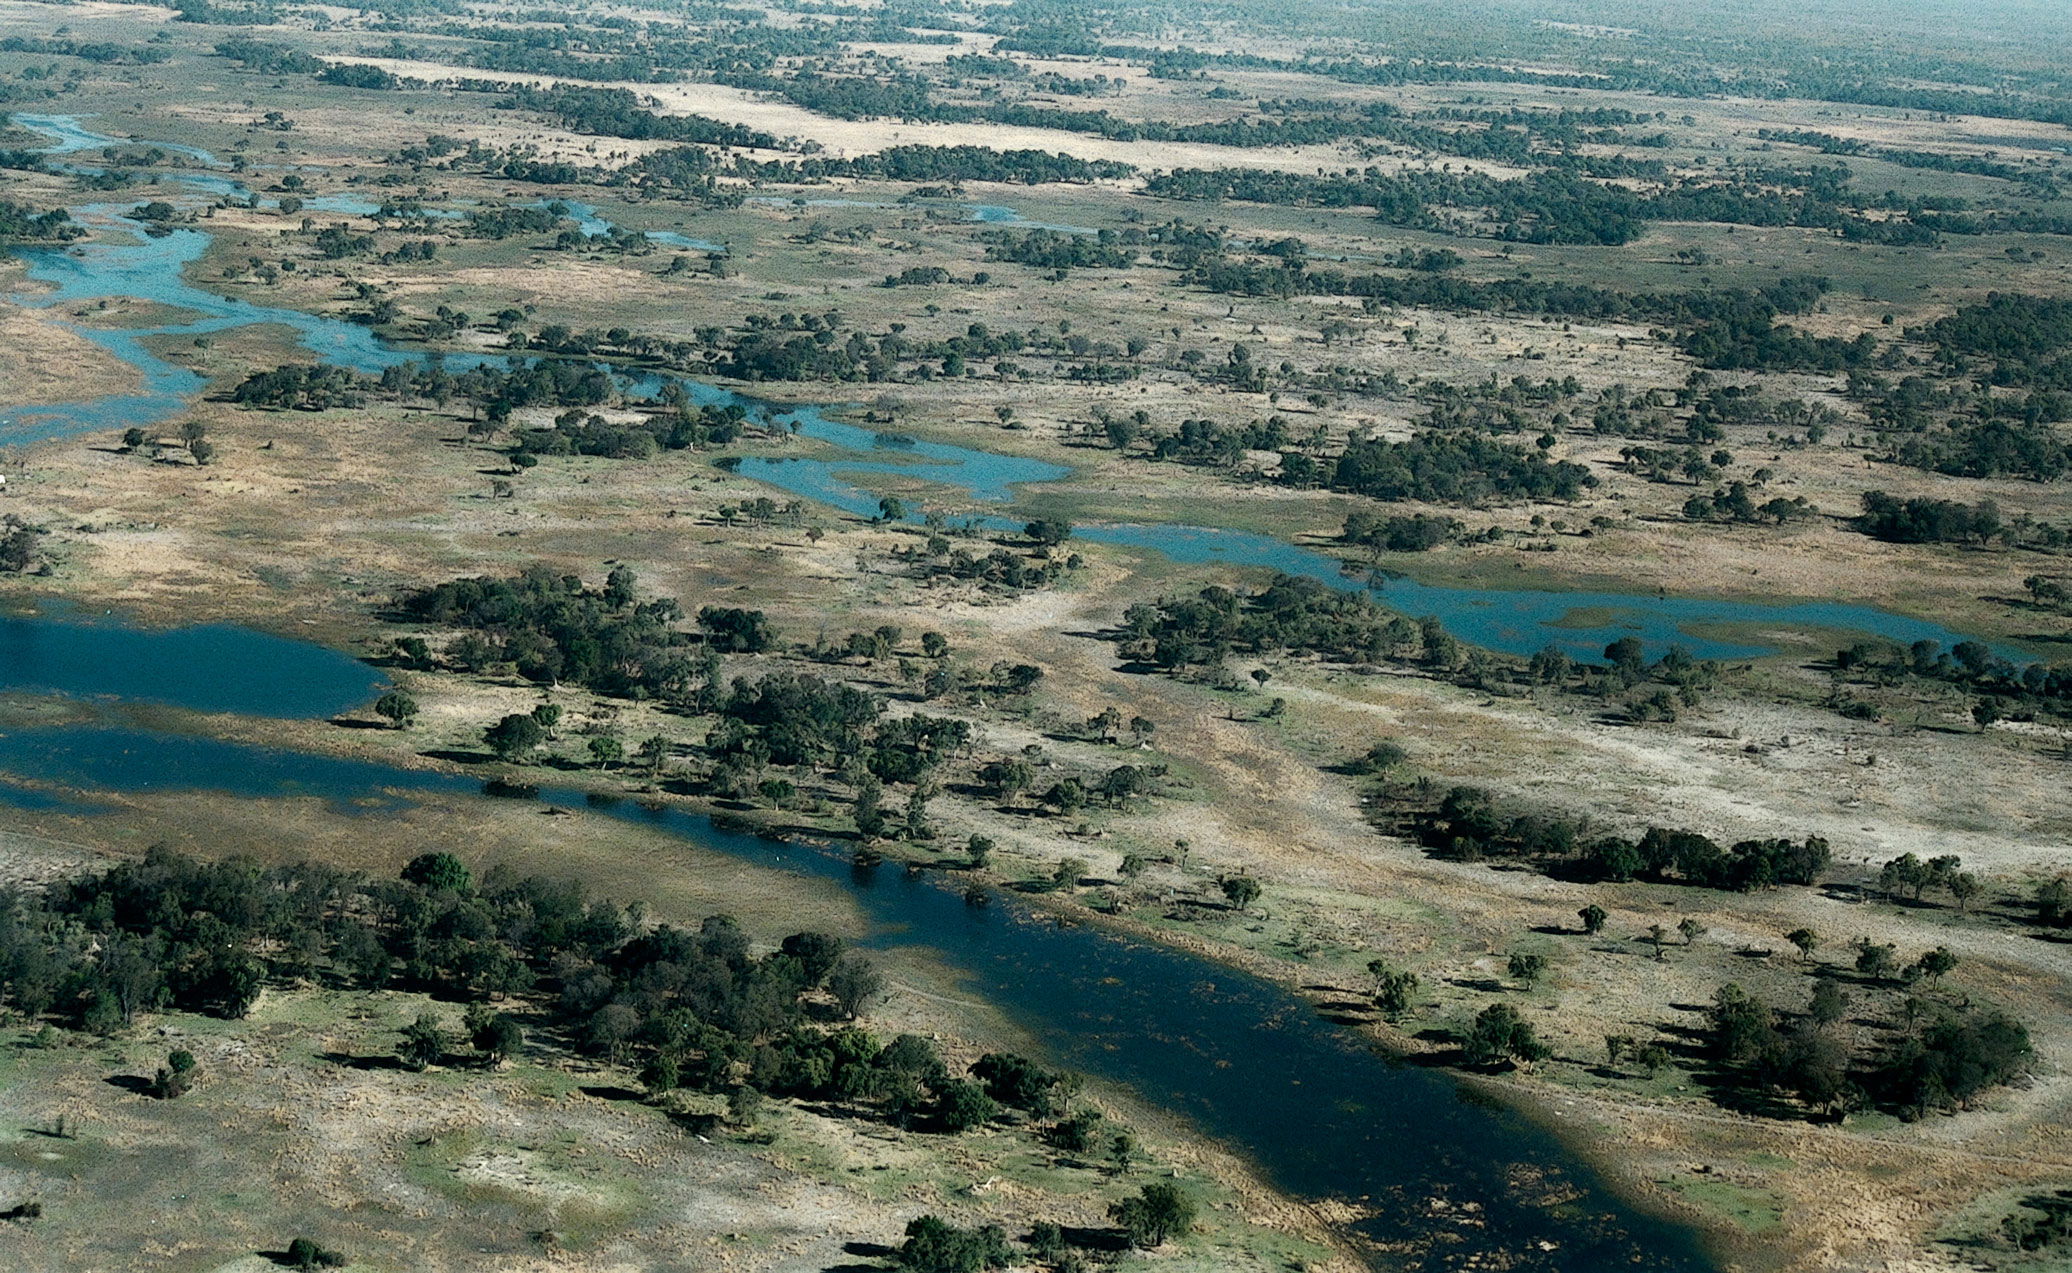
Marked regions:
[1658,1175,1784,1234]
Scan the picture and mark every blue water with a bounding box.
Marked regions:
[2,113,2032,667]
[0,115,1742,1267]
[0,605,385,716]
[0,613,1708,1269]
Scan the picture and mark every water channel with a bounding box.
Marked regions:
[0,112,2029,1269]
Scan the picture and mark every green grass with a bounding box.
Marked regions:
[1657,1175,1785,1234]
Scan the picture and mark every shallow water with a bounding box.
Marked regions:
[5,113,2019,664]
[0,617,1711,1271]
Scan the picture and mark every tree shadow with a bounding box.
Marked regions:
[1058,1226,1128,1253]
[421,748,498,766]
[103,1074,155,1095]
[578,1084,645,1103]
[318,1050,408,1072]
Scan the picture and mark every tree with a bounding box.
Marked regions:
[895,1215,1011,1272]
[1053,857,1090,891]
[932,1079,998,1133]
[1578,904,1607,935]
[1677,917,1706,946]
[1110,1182,1197,1249]
[399,1012,447,1070]
[587,735,624,767]
[472,1012,523,1064]
[1109,1129,1140,1174]
[1118,853,1147,881]
[1948,872,1982,913]
[827,954,884,1019]
[1367,958,1421,1017]
[189,439,217,466]
[1809,978,1849,1027]
[1787,928,1821,963]
[484,712,545,761]
[1024,517,1073,546]
[775,932,844,988]
[1879,853,1928,901]
[1855,939,1898,982]
[284,1238,345,1270]
[1463,1002,1551,1068]
[965,835,994,869]
[1507,951,1547,988]
[402,852,472,895]
[373,690,418,729]
[1910,946,1959,984]
[1219,874,1262,912]
[152,1048,197,1099]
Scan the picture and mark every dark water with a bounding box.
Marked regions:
[2,114,2021,664]
[0,617,1710,1270]
[0,606,385,716]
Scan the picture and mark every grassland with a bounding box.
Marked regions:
[3,1,2072,1270]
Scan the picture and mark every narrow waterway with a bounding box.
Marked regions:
[0,611,1714,1270]
[0,113,2034,1268]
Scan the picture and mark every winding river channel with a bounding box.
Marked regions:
[0,112,2015,1269]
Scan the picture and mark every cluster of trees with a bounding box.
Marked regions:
[399,565,706,696]
[0,200,81,242]
[0,515,45,573]
[1414,786,1832,891]
[1143,161,1925,248]
[1854,492,2010,545]
[1833,637,2072,723]
[1184,252,1858,373]
[1316,431,1595,504]
[1341,510,1466,553]
[1682,482,1817,526]
[504,85,776,148]
[895,1180,1194,1271]
[980,228,1134,271]
[741,145,1133,186]
[1705,978,2029,1118]
[513,403,749,461]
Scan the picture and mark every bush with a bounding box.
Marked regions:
[1110,1182,1196,1248]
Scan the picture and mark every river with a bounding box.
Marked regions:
[0,112,2005,1270]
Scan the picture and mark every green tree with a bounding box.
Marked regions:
[896,1215,1010,1272]
[1855,939,1898,982]
[828,954,884,1019]
[1787,927,1821,963]
[1463,1002,1551,1069]
[1909,946,1959,984]
[284,1238,345,1270]
[1507,951,1548,988]
[932,1079,998,1133]
[402,852,472,895]
[483,712,545,761]
[1109,1129,1139,1174]
[587,735,624,767]
[1219,874,1262,912]
[1111,1182,1197,1249]
[373,690,418,729]
[472,1012,523,1064]
[1577,904,1607,935]
[1367,958,1420,1017]
[399,1012,447,1070]
[965,835,994,869]
[1809,976,1849,1026]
